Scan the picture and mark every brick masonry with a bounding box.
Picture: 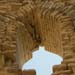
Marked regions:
[0,0,75,75]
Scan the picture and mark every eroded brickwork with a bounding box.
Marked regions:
[0,0,75,75]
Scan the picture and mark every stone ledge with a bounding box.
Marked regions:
[52,70,72,75]
[53,64,68,72]
[64,58,75,63]
[22,70,36,75]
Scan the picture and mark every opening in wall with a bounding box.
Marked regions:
[22,46,63,75]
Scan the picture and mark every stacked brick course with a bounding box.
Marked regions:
[0,0,75,75]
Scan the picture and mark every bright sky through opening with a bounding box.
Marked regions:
[22,46,63,75]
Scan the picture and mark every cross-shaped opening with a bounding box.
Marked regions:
[22,46,63,75]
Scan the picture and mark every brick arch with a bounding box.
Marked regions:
[16,0,75,69]
[0,0,74,70]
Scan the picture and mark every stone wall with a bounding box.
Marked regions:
[16,0,75,67]
[0,68,36,75]
[22,70,36,75]
[0,0,75,75]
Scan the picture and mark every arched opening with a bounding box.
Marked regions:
[22,46,63,75]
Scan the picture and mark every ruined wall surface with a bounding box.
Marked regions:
[0,0,75,75]
[16,0,75,68]
[0,67,35,75]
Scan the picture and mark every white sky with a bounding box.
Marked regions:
[22,46,63,75]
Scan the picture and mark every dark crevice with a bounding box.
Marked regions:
[26,23,41,44]
[16,16,41,44]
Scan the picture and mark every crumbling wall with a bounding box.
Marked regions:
[0,0,75,75]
